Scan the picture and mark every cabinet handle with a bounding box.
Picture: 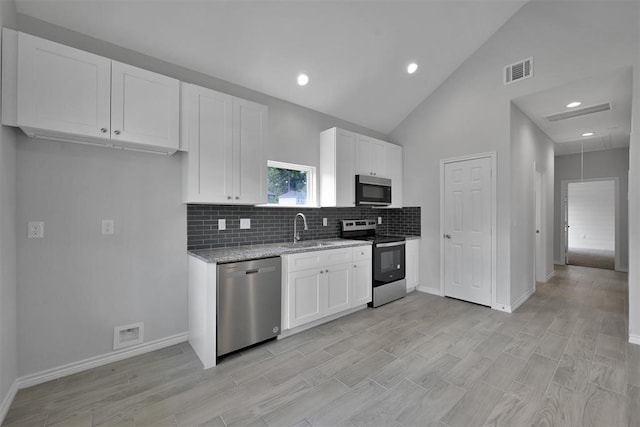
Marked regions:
[325,269,329,273]
[320,270,323,274]
[235,196,240,200]
[100,128,107,133]
[354,265,357,268]
[114,130,121,135]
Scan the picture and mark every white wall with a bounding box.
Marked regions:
[509,103,554,306]
[390,1,637,309]
[12,16,390,377]
[0,0,18,418]
[568,180,615,251]
[554,148,629,270]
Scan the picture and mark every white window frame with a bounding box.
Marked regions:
[266,160,317,207]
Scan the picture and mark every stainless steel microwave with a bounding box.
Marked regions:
[355,175,392,206]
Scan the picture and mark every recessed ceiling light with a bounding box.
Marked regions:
[582,132,595,137]
[407,63,418,74]
[566,101,581,108]
[297,73,309,86]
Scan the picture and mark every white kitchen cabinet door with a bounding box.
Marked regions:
[111,61,180,151]
[287,269,324,329]
[17,31,111,140]
[387,144,403,208]
[355,134,374,176]
[319,127,356,207]
[352,258,372,306]
[355,135,388,178]
[232,97,268,204]
[406,239,420,291]
[182,84,233,203]
[371,138,388,177]
[325,263,351,316]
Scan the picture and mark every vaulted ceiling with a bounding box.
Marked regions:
[14,0,528,135]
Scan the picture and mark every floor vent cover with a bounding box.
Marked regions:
[504,57,533,85]
[545,102,612,122]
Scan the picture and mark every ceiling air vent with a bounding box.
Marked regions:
[504,57,533,85]
[545,102,612,122]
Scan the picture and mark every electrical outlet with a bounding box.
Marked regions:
[378,216,383,224]
[240,218,251,229]
[218,219,226,230]
[101,219,114,235]
[322,218,328,227]
[28,221,44,238]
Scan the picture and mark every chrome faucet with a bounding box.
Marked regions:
[294,212,308,242]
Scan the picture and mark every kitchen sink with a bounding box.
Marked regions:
[278,241,336,249]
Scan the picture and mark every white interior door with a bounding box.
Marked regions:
[535,171,545,282]
[443,157,492,306]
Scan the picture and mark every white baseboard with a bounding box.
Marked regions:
[17,332,188,389]
[0,380,18,425]
[629,334,640,345]
[511,287,535,312]
[416,285,443,296]
[493,304,512,313]
[546,270,556,281]
[554,259,564,266]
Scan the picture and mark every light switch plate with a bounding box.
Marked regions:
[322,218,328,227]
[378,217,383,224]
[218,219,226,230]
[240,218,251,229]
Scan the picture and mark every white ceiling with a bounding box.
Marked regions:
[14,0,528,135]
[513,67,632,157]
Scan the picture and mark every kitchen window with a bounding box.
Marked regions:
[267,160,316,207]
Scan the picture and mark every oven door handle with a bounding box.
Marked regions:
[376,241,406,248]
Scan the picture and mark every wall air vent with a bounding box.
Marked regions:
[545,102,612,122]
[504,57,533,85]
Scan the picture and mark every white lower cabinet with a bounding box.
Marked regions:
[352,246,372,306]
[283,246,371,330]
[405,238,420,291]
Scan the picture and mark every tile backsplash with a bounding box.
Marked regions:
[187,205,421,250]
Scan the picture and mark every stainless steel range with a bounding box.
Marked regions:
[341,220,406,307]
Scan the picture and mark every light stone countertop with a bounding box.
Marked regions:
[188,239,373,264]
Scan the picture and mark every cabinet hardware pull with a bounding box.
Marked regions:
[114,130,121,135]
[100,128,107,133]
[235,196,240,200]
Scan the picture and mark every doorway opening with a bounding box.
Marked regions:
[563,179,617,270]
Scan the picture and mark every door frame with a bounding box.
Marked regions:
[560,177,620,271]
[439,151,497,309]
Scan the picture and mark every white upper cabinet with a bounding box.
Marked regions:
[320,127,356,207]
[232,97,268,204]
[387,143,403,208]
[16,31,112,141]
[355,135,388,178]
[110,61,180,151]
[4,30,180,154]
[182,83,267,205]
[320,127,403,207]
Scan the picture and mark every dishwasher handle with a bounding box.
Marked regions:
[223,265,277,278]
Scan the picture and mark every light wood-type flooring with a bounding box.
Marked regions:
[3,264,637,426]
[567,247,615,270]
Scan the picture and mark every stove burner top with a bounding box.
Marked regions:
[340,219,405,244]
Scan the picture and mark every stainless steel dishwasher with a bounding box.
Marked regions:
[217,257,282,358]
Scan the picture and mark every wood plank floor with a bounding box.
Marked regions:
[4,264,635,427]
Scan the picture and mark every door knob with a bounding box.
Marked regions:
[444,234,451,239]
